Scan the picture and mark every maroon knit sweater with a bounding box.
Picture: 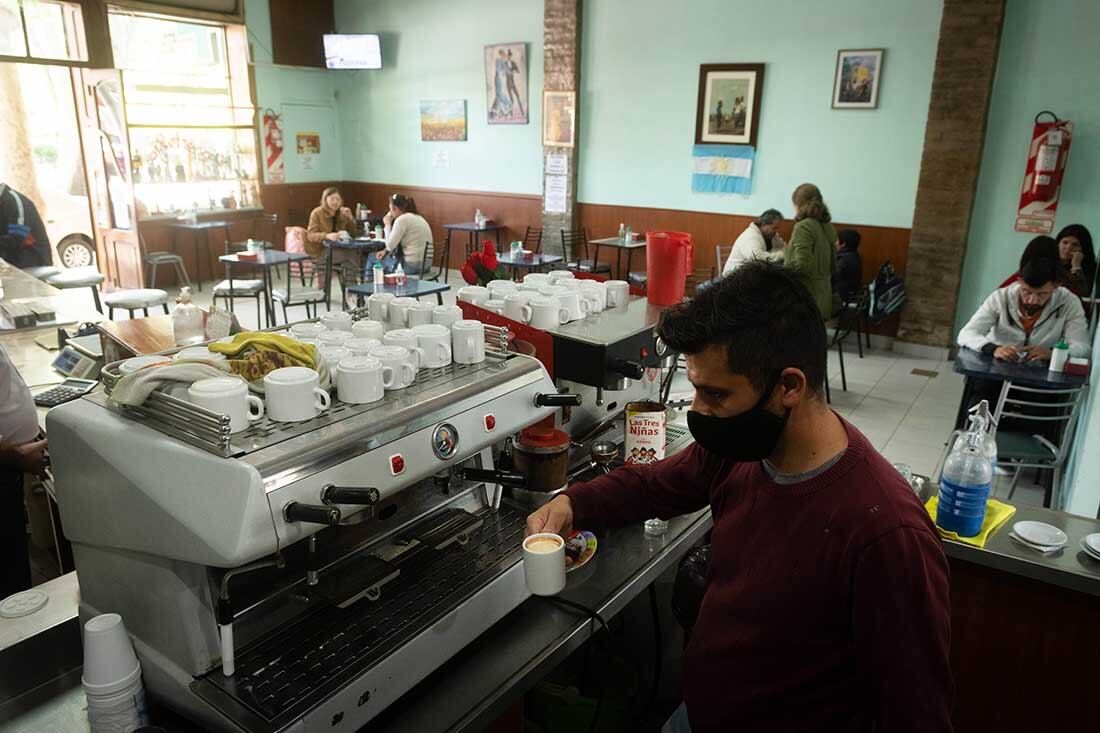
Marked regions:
[565,419,953,733]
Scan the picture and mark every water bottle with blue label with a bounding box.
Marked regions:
[937,412,994,537]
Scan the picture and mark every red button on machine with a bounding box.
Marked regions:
[484,414,496,431]
[389,454,405,476]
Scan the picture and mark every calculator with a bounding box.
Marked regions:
[34,378,99,408]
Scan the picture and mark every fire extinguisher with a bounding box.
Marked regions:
[1031,111,1065,201]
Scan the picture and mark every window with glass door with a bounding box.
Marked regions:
[0,0,87,63]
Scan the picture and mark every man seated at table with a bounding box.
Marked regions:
[721,208,785,275]
[958,256,1089,362]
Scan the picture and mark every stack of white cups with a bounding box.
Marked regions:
[82,613,150,732]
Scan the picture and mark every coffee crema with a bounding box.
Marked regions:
[525,537,563,553]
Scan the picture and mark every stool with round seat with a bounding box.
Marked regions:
[24,265,61,281]
[46,269,106,312]
[102,288,170,319]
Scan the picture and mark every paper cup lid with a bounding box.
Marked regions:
[0,588,48,618]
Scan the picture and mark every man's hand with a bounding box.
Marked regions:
[13,439,48,477]
[992,345,1021,361]
[1025,346,1052,362]
[526,495,574,538]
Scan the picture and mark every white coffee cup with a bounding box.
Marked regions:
[264,366,331,422]
[345,337,382,356]
[317,330,353,348]
[529,296,569,329]
[503,291,534,323]
[412,324,453,368]
[488,279,518,300]
[289,322,325,343]
[352,318,385,341]
[522,533,566,596]
[538,284,569,299]
[82,613,142,696]
[407,300,435,328]
[547,269,575,284]
[605,280,630,308]
[457,285,490,306]
[369,345,417,390]
[556,289,589,321]
[336,356,388,404]
[187,377,264,433]
[432,304,464,328]
[483,298,506,315]
[367,292,395,322]
[523,272,552,288]
[387,296,417,331]
[452,319,486,364]
[579,281,607,313]
[383,328,426,369]
[320,310,353,332]
[319,346,351,369]
[174,346,227,363]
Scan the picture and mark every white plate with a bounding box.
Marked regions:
[1081,536,1100,562]
[1084,533,1100,556]
[1009,532,1062,554]
[1012,521,1068,548]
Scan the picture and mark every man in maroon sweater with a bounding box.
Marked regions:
[527,263,953,732]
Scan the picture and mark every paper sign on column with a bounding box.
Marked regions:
[546,153,568,176]
[432,150,450,169]
[545,175,568,214]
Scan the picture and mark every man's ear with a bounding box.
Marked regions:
[777,367,807,407]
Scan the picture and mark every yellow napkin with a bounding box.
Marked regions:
[209,332,318,369]
[924,496,1016,548]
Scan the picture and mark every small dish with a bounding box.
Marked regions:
[1012,521,1068,548]
[1009,532,1063,554]
[1084,533,1100,556]
[565,530,597,572]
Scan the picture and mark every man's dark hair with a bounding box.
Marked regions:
[1020,255,1061,289]
[755,208,783,228]
[837,228,861,251]
[658,261,826,394]
[1018,235,1058,271]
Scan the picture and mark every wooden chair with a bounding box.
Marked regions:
[523,226,543,254]
[560,229,611,275]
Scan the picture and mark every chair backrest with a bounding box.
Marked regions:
[714,244,732,277]
[524,226,543,253]
[421,241,435,273]
[560,229,588,261]
[255,212,278,242]
[993,383,1088,461]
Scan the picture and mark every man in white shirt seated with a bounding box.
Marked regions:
[722,209,786,275]
[0,344,48,597]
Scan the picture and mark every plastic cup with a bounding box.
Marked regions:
[82,613,141,695]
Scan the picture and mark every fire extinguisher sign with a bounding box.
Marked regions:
[1015,111,1073,235]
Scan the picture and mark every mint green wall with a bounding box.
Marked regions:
[333,0,544,193]
[246,0,344,183]
[578,0,942,227]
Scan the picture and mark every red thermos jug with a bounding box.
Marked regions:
[645,231,694,306]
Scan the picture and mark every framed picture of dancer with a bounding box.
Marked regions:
[485,42,528,124]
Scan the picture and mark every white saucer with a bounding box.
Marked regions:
[1084,533,1100,556]
[0,588,49,618]
[1012,520,1068,548]
[1009,531,1063,554]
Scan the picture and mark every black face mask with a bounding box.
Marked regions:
[687,378,790,462]
[1020,301,1043,316]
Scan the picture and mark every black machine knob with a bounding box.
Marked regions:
[321,485,381,505]
[459,467,528,488]
[609,358,645,380]
[535,392,583,407]
[283,502,341,525]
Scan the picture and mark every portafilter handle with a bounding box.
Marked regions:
[321,484,381,505]
[459,467,529,488]
[283,502,341,525]
[535,392,583,407]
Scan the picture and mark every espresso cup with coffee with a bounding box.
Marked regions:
[522,532,567,596]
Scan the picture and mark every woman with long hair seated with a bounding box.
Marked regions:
[373,194,433,275]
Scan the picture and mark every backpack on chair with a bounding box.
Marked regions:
[868,261,906,324]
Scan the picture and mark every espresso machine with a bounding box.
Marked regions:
[47,344,576,732]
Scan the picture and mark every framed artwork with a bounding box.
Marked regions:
[542,91,575,148]
[485,42,528,124]
[420,99,467,141]
[832,49,884,109]
[695,63,765,147]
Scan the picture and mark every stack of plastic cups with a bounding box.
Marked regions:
[82,613,150,732]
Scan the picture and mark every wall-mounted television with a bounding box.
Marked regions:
[323,34,382,70]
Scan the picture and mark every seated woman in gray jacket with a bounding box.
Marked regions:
[958,256,1089,362]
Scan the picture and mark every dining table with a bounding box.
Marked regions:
[495,250,563,280]
[445,221,506,257]
[589,236,648,280]
[347,279,451,307]
[322,236,388,309]
[169,220,232,291]
[219,250,311,327]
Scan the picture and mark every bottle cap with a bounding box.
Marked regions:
[1056,339,1068,349]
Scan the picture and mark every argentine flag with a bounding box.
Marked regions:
[691,145,755,195]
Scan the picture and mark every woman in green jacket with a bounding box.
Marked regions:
[785,183,837,318]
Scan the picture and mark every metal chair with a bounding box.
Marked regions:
[523,226,543,254]
[24,265,60,280]
[140,233,190,289]
[213,277,266,328]
[439,231,453,283]
[713,244,732,278]
[560,229,611,275]
[46,268,105,313]
[420,241,444,282]
[272,275,327,324]
[225,213,279,255]
[993,382,1089,509]
[102,288,170,319]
